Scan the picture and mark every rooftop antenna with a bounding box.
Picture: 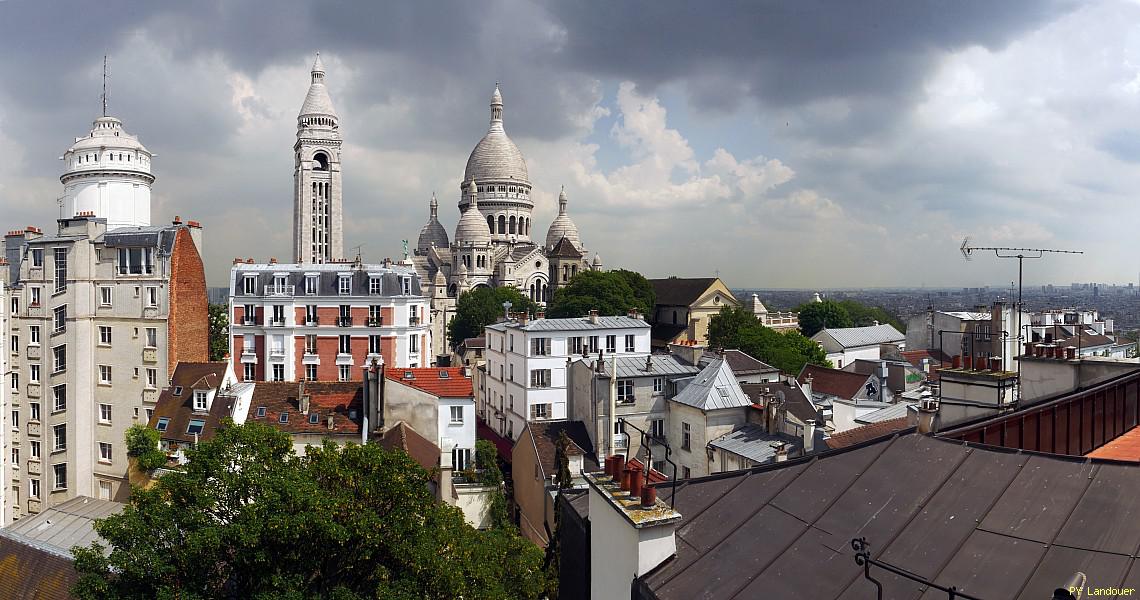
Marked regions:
[960,237,1083,407]
[102,55,108,116]
[351,244,364,268]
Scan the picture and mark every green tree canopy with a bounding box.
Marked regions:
[546,269,655,318]
[124,424,166,472]
[447,286,538,349]
[208,303,229,361]
[708,306,830,374]
[72,422,545,600]
[796,300,853,337]
[834,299,906,333]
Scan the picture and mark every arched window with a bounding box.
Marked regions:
[498,215,506,235]
[530,283,536,301]
[487,215,495,232]
[562,265,569,282]
[672,310,678,325]
[313,152,329,171]
[509,216,516,234]
[448,284,458,298]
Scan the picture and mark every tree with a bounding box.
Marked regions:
[543,431,574,599]
[797,300,853,337]
[835,299,906,333]
[474,439,510,530]
[546,269,654,318]
[208,303,229,361]
[707,307,830,374]
[72,421,546,600]
[124,424,166,472]
[447,287,538,349]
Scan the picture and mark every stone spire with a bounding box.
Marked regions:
[558,186,568,214]
[299,51,337,119]
[490,83,504,129]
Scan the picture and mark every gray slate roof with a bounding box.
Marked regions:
[0,496,124,559]
[855,401,916,424]
[599,354,701,379]
[709,425,802,464]
[814,323,905,349]
[487,315,650,332]
[670,358,752,411]
[230,262,422,298]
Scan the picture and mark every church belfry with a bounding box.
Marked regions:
[293,52,343,264]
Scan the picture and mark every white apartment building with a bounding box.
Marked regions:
[482,312,651,441]
[1,276,9,525]
[228,260,431,382]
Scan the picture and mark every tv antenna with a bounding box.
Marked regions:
[102,55,108,116]
[959,237,1083,407]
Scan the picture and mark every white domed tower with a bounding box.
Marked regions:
[461,85,533,245]
[293,52,343,264]
[416,193,450,254]
[60,115,154,228]
[453,180,493,288]
[545,186,582,251]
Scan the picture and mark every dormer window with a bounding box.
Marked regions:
[243,275,256,295]
[117,247,154,275]
[194,390,208,411]
[305,274,318,295]
[369,276,382,295]
[338,274,351,296]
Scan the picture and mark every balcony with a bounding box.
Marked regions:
[366,318,383,327]
[617,395,636,406]
[142,347,158,363]
[337,316,353,327]
[269,347,286,357]
[409,317,421,327]
[268,318,286,327]
[241,318,256,326]
[264,284,295,297]
[304,316,320,326]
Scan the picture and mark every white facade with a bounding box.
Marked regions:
[60,116,154,229]
[482,315,651,441]
[438,396,476,469]
[0,279,8,525]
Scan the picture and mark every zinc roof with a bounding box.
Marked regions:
[669,358,752,411]
[599,355,701,379]
[708,425,802,464]
[854,401,915,424]
[487,315,650,332]
[0,496,124,559]
[813,323,905,349]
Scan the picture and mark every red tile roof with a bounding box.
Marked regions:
[900,349,949,370]
[379,421,441,470]
[797,364,872,400]
[1087,426,1140,461]
[825,417,911,449]
[385,367,473,398]
[248,381,363,436]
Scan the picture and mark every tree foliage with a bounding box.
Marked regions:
[447,287,538,349]
[474,439,510,530]
[124,424,166,472]
[708,307,830,374]
[72,422,545,600]
[208,303,229,362]
[546,269,655,318]
[796,299,905,337]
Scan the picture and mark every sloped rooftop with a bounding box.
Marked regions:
[814,323,904,348]
[670,358,752,411]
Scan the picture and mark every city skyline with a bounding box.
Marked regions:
[0,1,1135,288]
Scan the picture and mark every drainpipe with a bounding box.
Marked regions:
[609,352,618,457]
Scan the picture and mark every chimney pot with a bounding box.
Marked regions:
[963,355,973,370]
[611,454,625,480]
[589,309,599,324]
[952,355,961,369]
[173,215,181,224]
[620,466,632,492]
[628,464,644,498]
[641,485,657,508]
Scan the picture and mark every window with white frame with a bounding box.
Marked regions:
[29,325,40,345]
[54,247,68,293]
[52,345,66,373]
[146,368,157,389]
[531,337,549,356]
[305,334,318,354]
[531,403,550,419]
[53,305,66,332]
[30,439,40,457]
[145,327,157,348]
[409,335,419,353]
[53,424,67,451]
[117,247,154,275]
[588,336,599,353]
[29,286,41,307]
[452,448,472,471]
[243,304,256,325]
[530,369,551,388]
[570,337,584,355]
[9,334,17,353]
[98,365,112,384]
[338,335,351,354]
[10,409,17,428]
[31,248,43,267]
[368,305,381,325]
[338,275,351,295]
[99,326,112,345]
[369,276,382,295]
[145,286,158,307]
[99,404,112,423]
[99,480,111,500]
[194,390,208,411]
[401,276,411,296]
[271,305,285,325]
[449,406,464,425]
[99,442,112,463]
[10,372,17,392]
[305,305,318,325]
[156,417,170,432]
[606,335,617,353]
[368,335,381,354]
[338,365,350,382]
[305,274,318,295]
[53,463,67,490]
[53,385,66,412]
[99,286,112,306]
[653,377,664,394]
[243,275,256,295]
[9,296,17,315]
[30,364,39,383]
[617,380,634,404]
[244,363,256,381]
[29,478,40,499]
[272,364,284,382]
[305,364,317,381]
[186,419,205,435]
[625,334,636,353]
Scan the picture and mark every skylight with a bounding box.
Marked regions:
[186,419,205,435]
[309,412,319,424]
[155,417,169,432]
[439,370,450,378]
[279,412,289,424]
[173,386,183,396]
[256,406,266,418]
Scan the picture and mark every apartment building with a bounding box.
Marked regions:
[228,260,431,383]
[1,273,9,525]
[482,311,650,441]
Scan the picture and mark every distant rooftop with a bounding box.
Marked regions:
[487,315,649,332]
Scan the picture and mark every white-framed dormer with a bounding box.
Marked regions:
[337,273,352,296]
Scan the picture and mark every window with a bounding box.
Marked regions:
[651,419,665,439]
[653,378,664,394]
[52,345,66,373]
[145,327,157,348]
[450,406,464,425]
[401,276,411,296]
[29,478,40,499]
[308,412,320,424]
[194,390,208,411]
[186,419,205,435]
[116,247,153,275]
[682,422,691,451]
[99,286,112,306]
[243,275,256,295]
[53,305,66,333]
[368,335,381,354]
[625,334,636,353]
[244,363,255,381]
[272,364,284,382]
[369,276,382,295]
[52,385,66,412]
[338,275,351,295]
[29,403,40,421]
[531,404,550,419]
[368,305,382,325]
[339,335,351,354]
[305,274,318,294]
[305,305,318,325]
[53,464,68,490]
[99,365,112,384]
[338,365,350,382]
[531,338,549,356]
[256,406,266,418]
[10,409,17,428]
[146,368,157,389]
[509,363,514,381]
[271,304,285,325]
[155,417,170,432]
[99,404,112,423]
[652,460,665,475]
[31,248,43,267]
[99,326,112,345]
[53,424,67,451]
[53,248,67,293]
[99,442,112,463]
[9,296,17,316]
[617,380,634,404]
[305,364,317,381]
[29,287,41,307]
[571,337,584,355]
[9,334,17,353]
[99,480,112,500]
[682,466,691,480]
[452,448,472,471]
[530,369,551,388]
[278,412,289,424]
[29,325,40,345]
[27,365,39,386]
[145,286,158,307]
[588,336,599,353]
[410,335,419,353]
[606,335,617,353]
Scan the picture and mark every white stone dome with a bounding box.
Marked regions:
[454,181,492,245]
[545,187,581,250]
[299,52,337,118]
[65,116,150,156]
[61,115,154,228]
[463,85,528,183]
[417,193,450,253]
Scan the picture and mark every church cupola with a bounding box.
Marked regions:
[545,186,583,251]
[416,193,450,254]
[293,51,344,264]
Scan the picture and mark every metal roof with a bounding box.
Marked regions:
[669,358,752,411]
[813,323,905,349]
[599,355,701,379]
[487,315,650,332]
[854,401,915,424]
[0,496,123,559]
[942,311,992,321]
[708,425,802,464]
[633,432,1140,599]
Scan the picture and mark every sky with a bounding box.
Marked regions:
[0,0,1136,289]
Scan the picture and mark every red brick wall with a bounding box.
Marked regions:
[317,336,339,381]
[382,307,394,325]
[167,227,209,372]
[381,336,396,368]
[234,305,246,323]
[254,335,266,380]
[317,306,339,325]
[232,334,244,380]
